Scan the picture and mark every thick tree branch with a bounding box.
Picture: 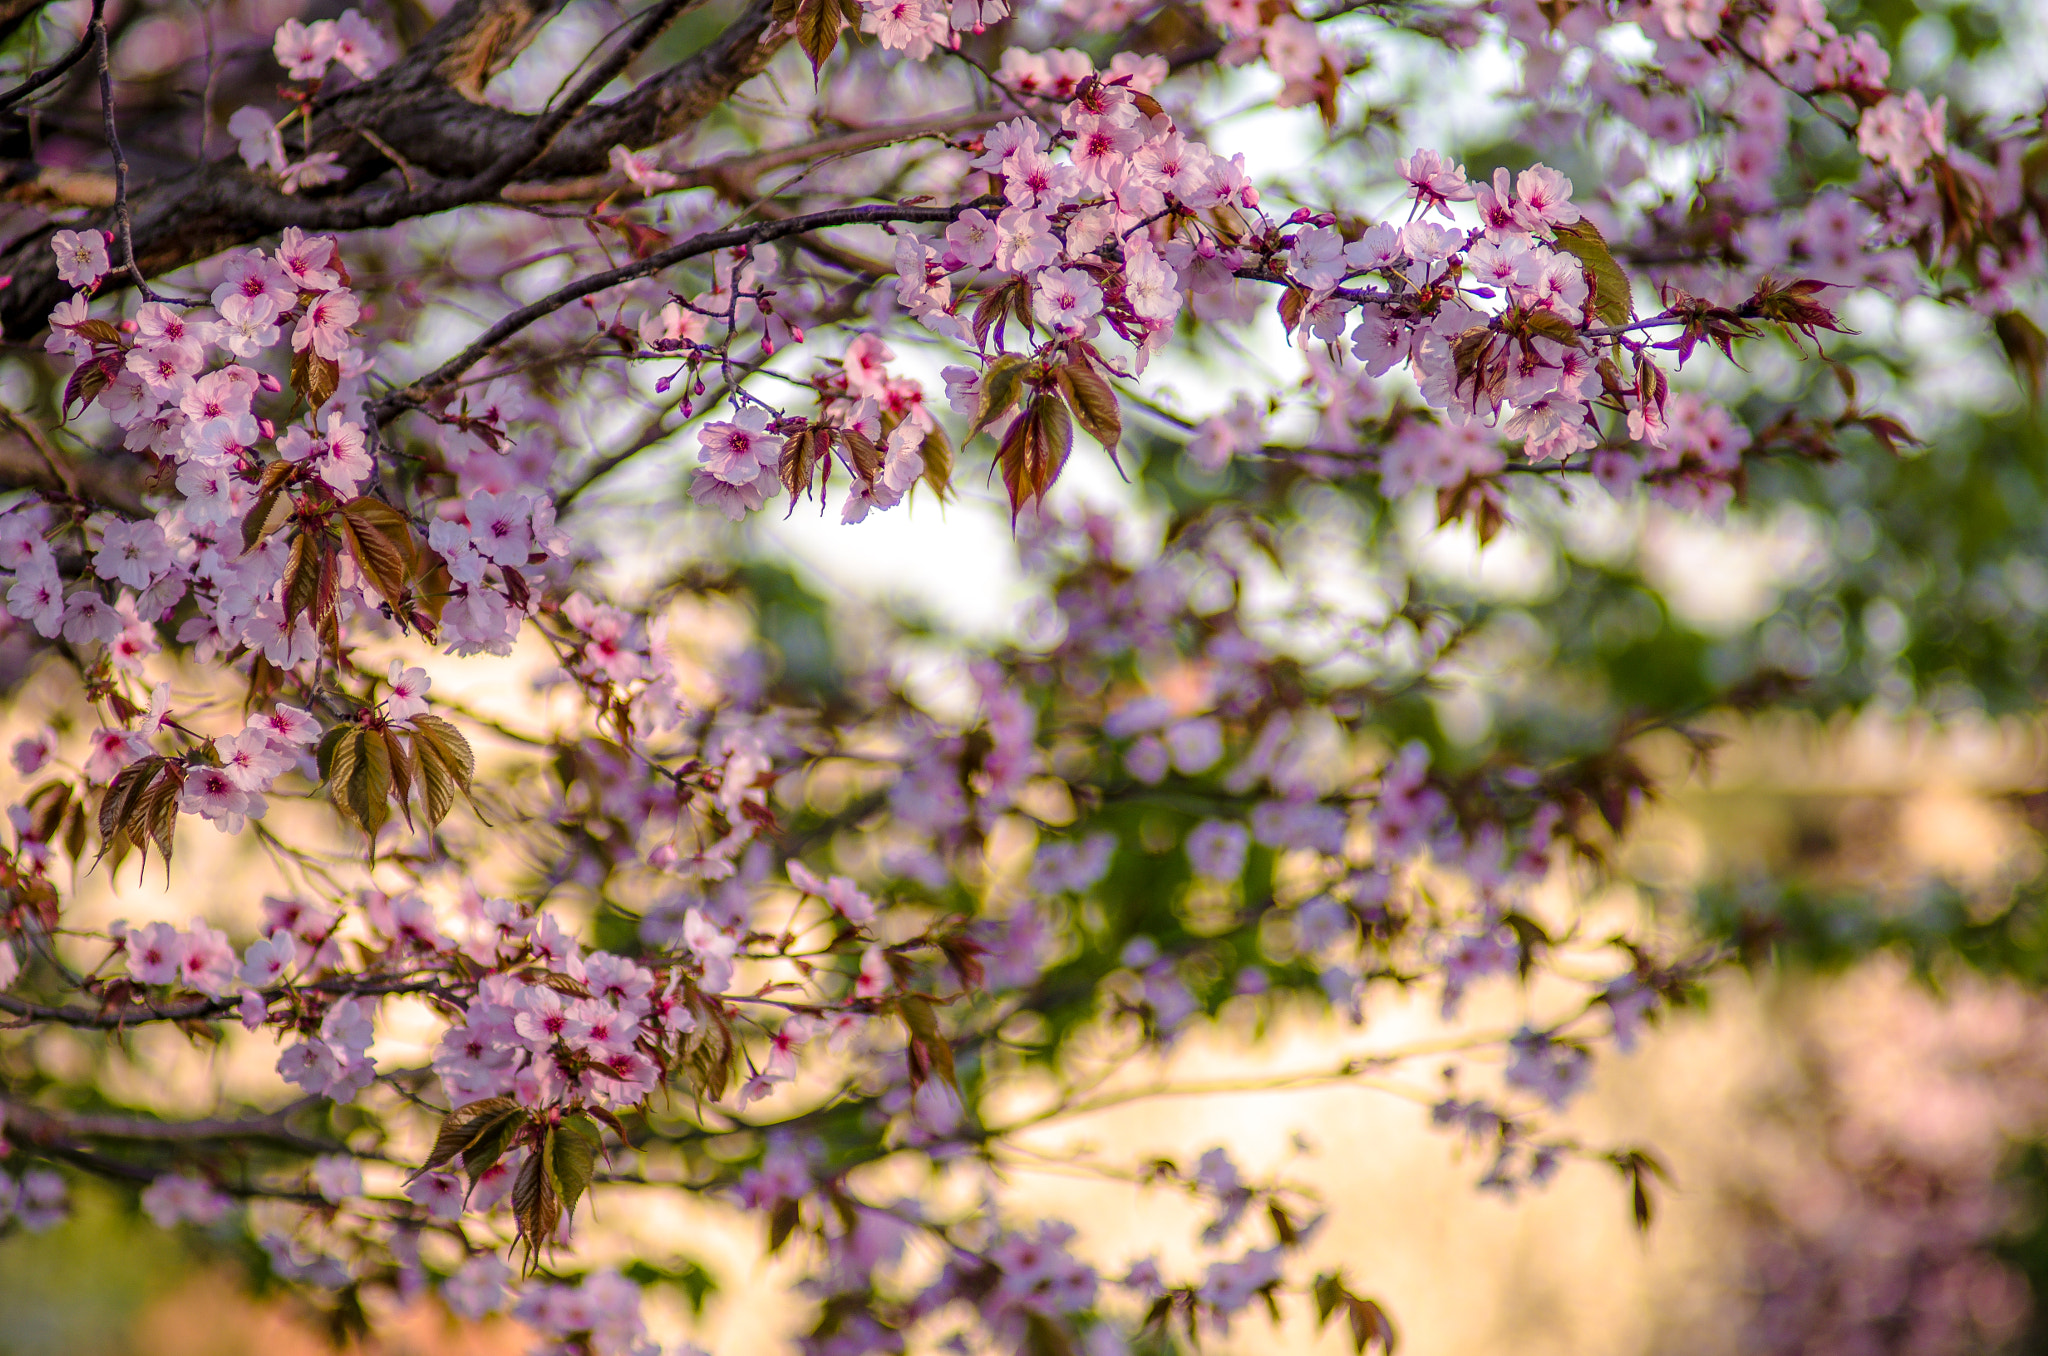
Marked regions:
[0,974,454,1029]
[1,1094,347,1155]
[0,0,788,337]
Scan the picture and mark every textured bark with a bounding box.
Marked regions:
[0,0,786,338]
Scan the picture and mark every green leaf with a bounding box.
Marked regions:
[968,353,1030,443]
[240,488,288,555]
[511,1141,559,1273]
[550,1114,600,1220]
[383,728,416,831]
[406,713,478,829]
[459,1107,526,1190]
[409,1095,523,1182]
[1023,1311,1077,1356]
[1549,219,1635,330]
[325,728,393,846]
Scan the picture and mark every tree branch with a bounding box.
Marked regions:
[372,196,1000,424]
[0,0,789,337]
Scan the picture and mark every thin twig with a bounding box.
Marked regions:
[0,0,103,112]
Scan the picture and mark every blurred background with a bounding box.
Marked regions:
[3,0,2048,1348]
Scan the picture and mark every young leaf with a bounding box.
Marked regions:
[328,727,394,844]
[550,1114,600,1221]
[968,353,1030,442]
[511,1142,560,1273]
[998,393,1072,522]
[282,533,321,630]
[920,423,954,503]
[292,349,341,412]
[792,0,846,80]
[1550,219,1636,330]
[382,727,416,831]
[96,756,162,860]
[406,713,478,829]
[1054,360,1122,451]
[409,1095,523,1182]
[337,500,414,609]
[459,1106,526,1191]
[139,765,182,868]
[240,488,289,555]
[841,427,883,484]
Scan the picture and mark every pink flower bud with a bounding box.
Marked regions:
[648,843,680,869]
[258,373,282,393]
[1287,207,1313,224]
[655,375,672,394]
[257,418,276,439]
[119,319,137,333]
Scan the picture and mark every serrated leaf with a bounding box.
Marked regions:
[314,724,349,782]
[60,354,116,421]
[998,392,1072,523]
[129,763,182,872]
[1314,1272,1345,1327]
[968,353,1030,442]
[1995,309,2047,401]
[460,1110,524,1191]
[793,0,844,79]
[1054,361,1121,451]
[511,1141,559,1273]
[841,427,883,484]
[778,428,820,505]
[1347,1295,1398,1354]
[551,1114,600,1220]
[1550,219,1635,330]
[410,1096,522,1182]
[407,714,475,790]
[326,728,393,847]
[62,800,87,862]
[291,349,341,412]
[1277,284,1311,336]
[409,713,480,831]
[96,756,159,856]
[383,727,416,831]
[240,488,288,555]
[337,502,413,609]
[1518,307,1582,345]
[68,318,123,346]
[282,533,319,630]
